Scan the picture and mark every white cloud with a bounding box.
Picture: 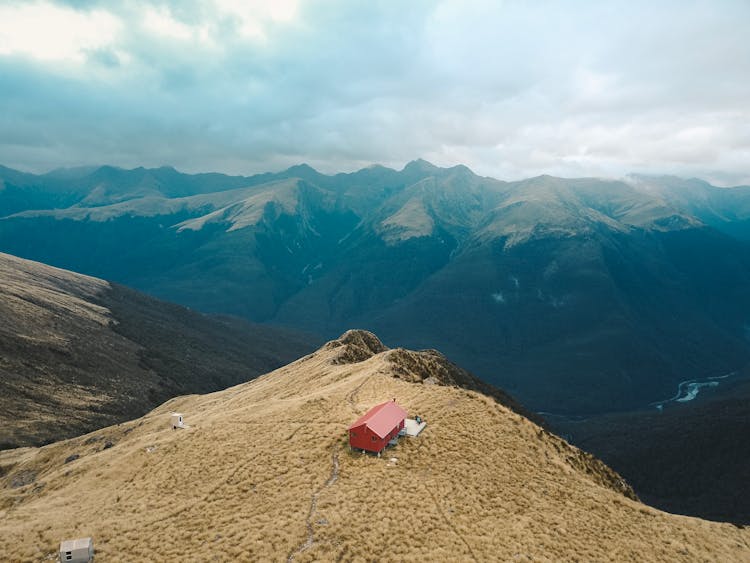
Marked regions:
[0,0,749,185]
[143,6,194,41]
[0,1,120,62]
[213,0,299,39]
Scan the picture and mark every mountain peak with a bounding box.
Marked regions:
[155,165,179,174]
[323,329,388,364]
[447,163,475,175]
[402,158,439,172]
[94,164,121,174]
[285,163,320,176]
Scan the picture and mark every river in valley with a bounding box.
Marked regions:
[649,371,737,410]
[538,370,740,422]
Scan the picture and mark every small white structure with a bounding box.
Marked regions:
[59,537,93,562]
[171,413,186,429]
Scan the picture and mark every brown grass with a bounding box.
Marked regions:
[1,332,749,561]
[0,251,316,449]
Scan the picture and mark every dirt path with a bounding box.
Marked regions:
[287,446,340,562]
[346,374,373,415]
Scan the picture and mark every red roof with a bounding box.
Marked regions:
[348,401,408,438]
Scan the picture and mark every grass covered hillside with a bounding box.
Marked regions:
[0,252,317,449]
[1,331,748,561]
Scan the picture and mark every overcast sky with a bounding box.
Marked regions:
[1,0,749,184]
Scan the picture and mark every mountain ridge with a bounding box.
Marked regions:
[1,163,749,414]
[4,329,750,561]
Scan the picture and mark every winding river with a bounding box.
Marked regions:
[649,371,736,410]
[538,370,739,422]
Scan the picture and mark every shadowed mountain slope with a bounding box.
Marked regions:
[2,330,749,561]
[550,368,750,525]
[0,252,318,449]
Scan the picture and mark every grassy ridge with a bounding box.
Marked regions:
[0,332,747,560]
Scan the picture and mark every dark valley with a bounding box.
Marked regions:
[1,162,749,415]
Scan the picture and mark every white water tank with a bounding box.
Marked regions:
[59,537,93,562]
[171,413,185,429]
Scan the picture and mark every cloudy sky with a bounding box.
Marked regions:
[1,0,749,183]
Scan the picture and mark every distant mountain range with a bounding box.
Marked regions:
[1,161,749,414]
[0,252,317,449]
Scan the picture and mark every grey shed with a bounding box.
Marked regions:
[59,537,93,562]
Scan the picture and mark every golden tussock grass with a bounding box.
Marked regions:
[1,331,749,561]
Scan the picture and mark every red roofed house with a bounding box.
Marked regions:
[348,400,408,453]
